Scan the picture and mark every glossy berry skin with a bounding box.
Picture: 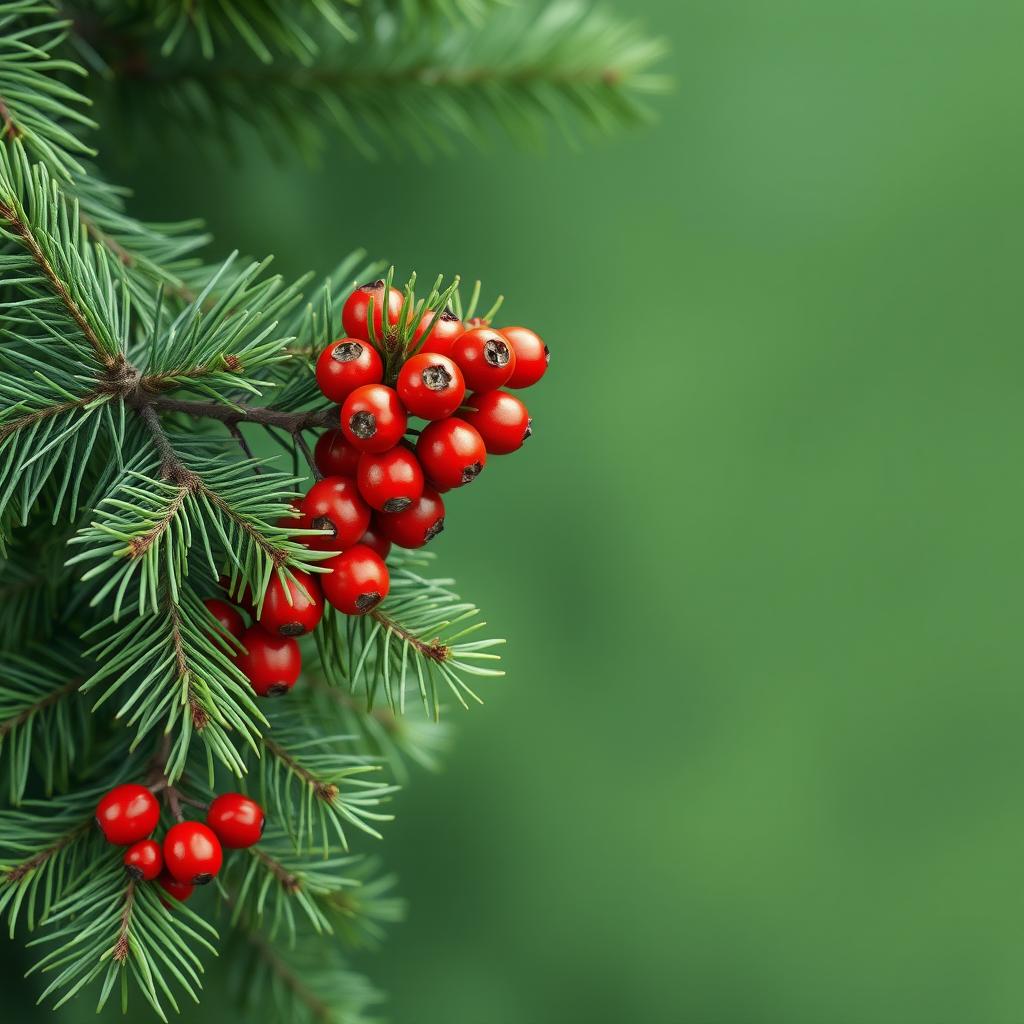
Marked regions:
[499,326,550,389]
[416,418,487,489]
[341,385,408,454]
[314,429,361,478]
[163,821,223,885]
[357,446,425,513]
[300,476,371,552]
[449,327,516,392]
[257,570,324,637]
[96,784,160,846]
[207,793,265,849]
[204,598,244,640]
[315,338,384,404]
[397,353,466,420]
[358,523,392,560]
[124,839,163,881]
[377,487,446,549]
[157,874,194,903]
[235,626,301,697]
[342,280,403,341]
[321,545,390,615]
[463,391,533,455]
[413,308,464,355]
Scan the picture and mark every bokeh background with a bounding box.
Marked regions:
[14,0,1024,1021]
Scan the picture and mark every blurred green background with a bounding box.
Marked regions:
[19,0,1024,1021]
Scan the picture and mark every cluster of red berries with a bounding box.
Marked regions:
[95,783,265,903]
[214,280,549,700]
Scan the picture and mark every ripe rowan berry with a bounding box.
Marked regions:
[123,839,163,881]
[357,523,392,560]
[206,793,265,849]
[413,307,464,354]
[163,821,223,885]
[341,384,408,454]
[357,446,425,512]
[396,353,466,420]
[320,545,390,615]
[157,874,194,903]
[257,569,324,637]
[462,391,533,454]
[300,476,371,551]
[342,280,403,341]
[500,326,549,389]
[415,418,487,489]
[315,338,384,403]
[204,598,244,640]
[449,327,516,392]
[96,784,160,846]
[376,487,446,548]
[314,429,361,478]
[235,626,302,697]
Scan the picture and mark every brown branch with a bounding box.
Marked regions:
[0,199,115,368]
[263,737,339,802]
[4,819,91,883]
[0,678,82,740]
[0,96,21,139]
[141,394,335,434]
[371,610,449,664]
[246,930,333,1022]
[0,392,102,443]
[112,880,136,964]
[252,848,300,892]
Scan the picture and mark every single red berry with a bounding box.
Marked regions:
[235,626,302,697]
[96,784,160,846]
[204,598,244,640]
[163,821,223,885]
[300,476,371,551]
[358,522,392,560]
[321,545,391,615]
[314,429,361,478]
[357,446,425,513]
[415,418,487,489]
[315,338,384,404]
[342,280,403,341]
[499,326,550,389]
[377,487,446,548]
[449,327,516,392]
[257,569,324,637]
[397,353,466,420]
[157,873,194,903]
[206,793,265,849]
[341,384,408,454]
[124,839,163,881]
[462,391,533,454]
[413,308,464,355]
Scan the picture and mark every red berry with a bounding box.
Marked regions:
[123,839,163,881]
[96,784,160,846]
[157,874,194,903]
[314,429,361,478]
[206,793,265,849]
[357,446,425,513]
[358,523,392,560]
[499,326,549,389]
[342,280,403,341]
[163,821,223,885]
[462,391,533,454]
[219,574,255,614]
[300,476,371,552]
[341,384,408,454]
[235,626,302,697]
[449,328,516,392]
[257,569,324,637]
[415,418,487,489]
[204,598,244,640]
[413,308,464,354]
[397,353,466,420]
[321,545,390,615]
[315,338,384,404]
[377,487,445,549]
[276,497,307,529]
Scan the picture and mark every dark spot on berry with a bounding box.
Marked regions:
[355,591,382,612]
[265,683,290,697]
[360,279,385,292]
[312,515,337,538]
[425,518,445,543]
[544,345,550,364]
[192,873,213,886]
[279,622,305,637]
[461,462,482,484]
[439,307,459,322]
[350,411,377,439]
[332,341,363,363]
[259,815,266,837]
[382,497,412,513]
[125,864,144,881]
[524,418,533,441]
[422,363,453,391]
[484,338,511,367]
